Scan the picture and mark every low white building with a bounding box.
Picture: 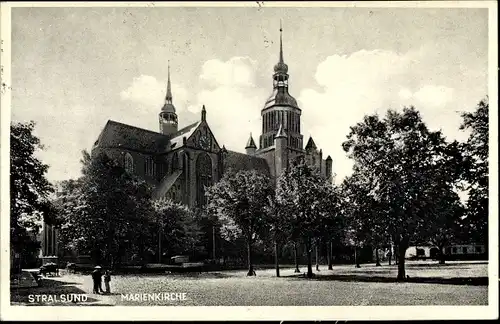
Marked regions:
[405,243,486,260]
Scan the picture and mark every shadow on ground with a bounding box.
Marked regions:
[116,271,234,280]
[286,273,488,286]
[10,277,100,305]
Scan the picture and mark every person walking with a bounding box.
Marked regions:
[103,270,111,294]
[91,266,104,294]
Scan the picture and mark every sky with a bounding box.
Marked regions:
[9,5,489,185]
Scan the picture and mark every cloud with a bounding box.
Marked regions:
[413,85,455,108]
[22,104,102,182]
[187,57,267,152]
[120,75,189,110]
[199,57,259,88]
[298,49,463,184]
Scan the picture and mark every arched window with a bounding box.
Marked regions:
[179,152,189,205]
[171,153,179,174]
[144,156,156,176]
[196,153,212,207]
[124,153,134,173]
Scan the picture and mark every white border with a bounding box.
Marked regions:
[1,1,498,321]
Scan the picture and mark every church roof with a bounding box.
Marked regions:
[168,121,201,150]
[97,120,170,153]
[161,102,176,113]
[95,119,203,154]
[263,88,299,110]
[223,150,270,176]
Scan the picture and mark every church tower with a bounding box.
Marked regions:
[258,23,303,152]
[159,62,178,136]
[274,123,288,178]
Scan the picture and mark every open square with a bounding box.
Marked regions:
[11,261,488,306]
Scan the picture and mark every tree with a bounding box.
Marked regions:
[206,169,273,276]
[340,172,380,268]
[53,178,85,257]
[459,98,489,246]
[423,183,465,264]
[275,169,302,273]
[152,199,205,261]
[61,151,154,267]
[342,107,464,280]
[10,121,54,269]
[315,183,342,270]
[264,191,292,277]
[276,159,333,278]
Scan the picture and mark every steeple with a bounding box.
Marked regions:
[273,21,288,75]
[165,60,173,104]
[245,133,257,149]
[279,20,284,64]
[245,132,257,156]
[159,60,178,135]
[305,136,317,150]
[201,105,206,121]
[259,21,302,152]
[161,61,176,114]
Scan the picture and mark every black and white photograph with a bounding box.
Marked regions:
[1,1,498,321]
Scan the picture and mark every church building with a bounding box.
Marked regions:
[90,27,333,209]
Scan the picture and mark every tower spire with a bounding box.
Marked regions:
[279,19,284,64]
[245,132,257,149]
[159,60,178,135]
[166,60,172,103]
[273,21,288,75]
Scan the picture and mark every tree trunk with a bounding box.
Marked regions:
[396,241,408,281]
[212,225,216,260]
[306,238,313,278]
[354,246,360,268]
[327,240,333,270]
[394,243,399,265]
[158,227,162,263]
[375,247,381,266]
[274,239,280,277]
[294,242,300,273]
[439,246,446,264]
[315,241,320,271]
[246,239,254,276]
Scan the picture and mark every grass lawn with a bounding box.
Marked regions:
[11,260,488,306]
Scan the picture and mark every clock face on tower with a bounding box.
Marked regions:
[198,129,211,150]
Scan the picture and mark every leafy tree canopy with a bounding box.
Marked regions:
[10,121,54,253]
